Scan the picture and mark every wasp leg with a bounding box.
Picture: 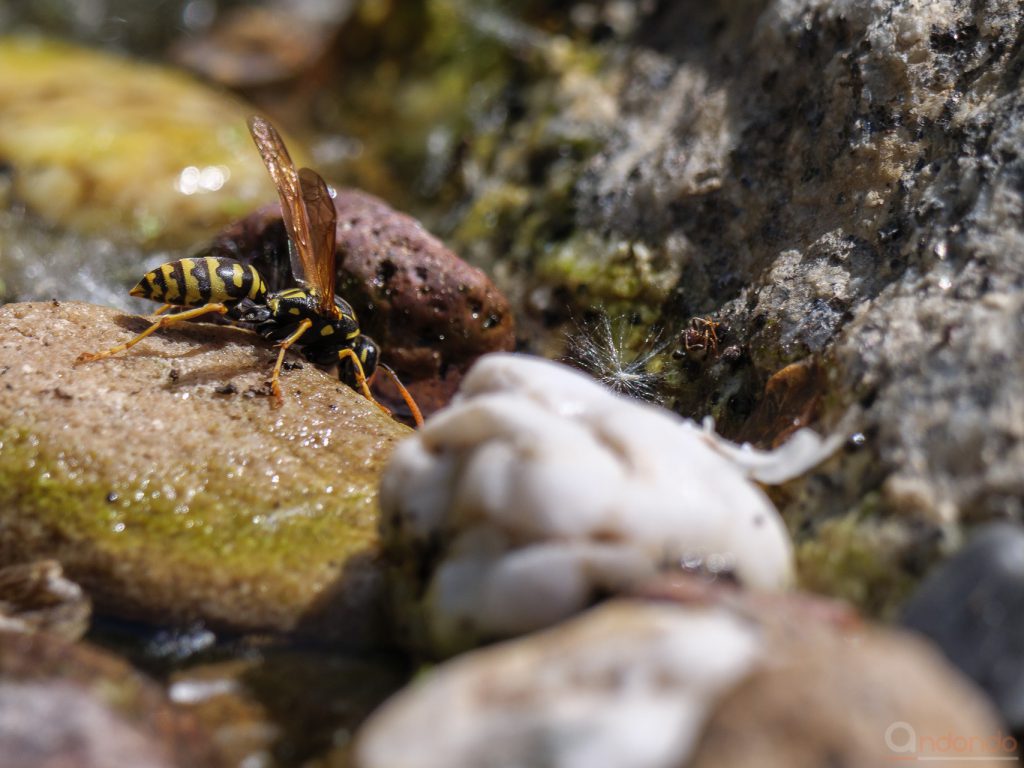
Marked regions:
[74,303,231,365]
[377,363,424,428]
[269,318,313,407]
[151,304,173,316]
[337,348,393,419]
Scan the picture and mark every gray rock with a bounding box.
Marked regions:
[902,522,1024,729]
[432,0,1024,614]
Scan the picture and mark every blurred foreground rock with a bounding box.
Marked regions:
[0,35,284,246]
[0,630,218,768]
[902,522,1024,731]
[204,188,516,417]
[379,354,843,656]
[0,300,409,645]
[356,589,1004,768]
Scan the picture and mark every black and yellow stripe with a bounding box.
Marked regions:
[130,257,266,307]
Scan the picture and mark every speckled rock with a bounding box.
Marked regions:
[387,0,1024,616]
[902,522,1024,730]
[0,300,410,645]
[0,36,287,245]
[203,189,516,417]
[0,560,91,641]
[0,630,219,768]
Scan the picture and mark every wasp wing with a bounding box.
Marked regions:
[246,115,315,291]
[298,166,338,317]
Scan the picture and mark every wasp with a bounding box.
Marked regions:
[75,116,422,427]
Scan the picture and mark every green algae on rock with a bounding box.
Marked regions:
[0,36,291,246]
[0,301,411,645]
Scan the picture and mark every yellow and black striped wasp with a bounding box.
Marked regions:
[75,116,423,426]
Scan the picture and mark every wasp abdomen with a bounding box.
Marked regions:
[130,257,267,307]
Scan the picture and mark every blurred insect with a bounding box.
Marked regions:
[75,115,423,427]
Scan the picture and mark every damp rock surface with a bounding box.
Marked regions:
[0,300,410,644]
[0,35,286,246]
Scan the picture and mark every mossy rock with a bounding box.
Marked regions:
[0,36,292,246]
[0,301,410,645]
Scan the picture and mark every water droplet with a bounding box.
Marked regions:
[851,432,866,446]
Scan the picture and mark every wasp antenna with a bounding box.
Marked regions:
[378,363,424,428]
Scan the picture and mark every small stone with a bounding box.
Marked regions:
[902,522,1024,729]
[0,560,91,641]
[355,590,1004,768]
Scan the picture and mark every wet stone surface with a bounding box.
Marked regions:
[0,300,410,645]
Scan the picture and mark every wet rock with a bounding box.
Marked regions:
[0,36,286,246]
[902,522,1024,730]
[355,593,1004,768]
[168,650,406,768]
[204,188,515,416]
[380,353,841,656]
[0,560,91,641]
[0,300,410,645]
[0,630,219,768]
[355,600,762,768]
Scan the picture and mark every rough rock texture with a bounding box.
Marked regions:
[0,630,219,768]
[0,301,410,645]
[355,0,1024,615]
[355,601,763,768]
